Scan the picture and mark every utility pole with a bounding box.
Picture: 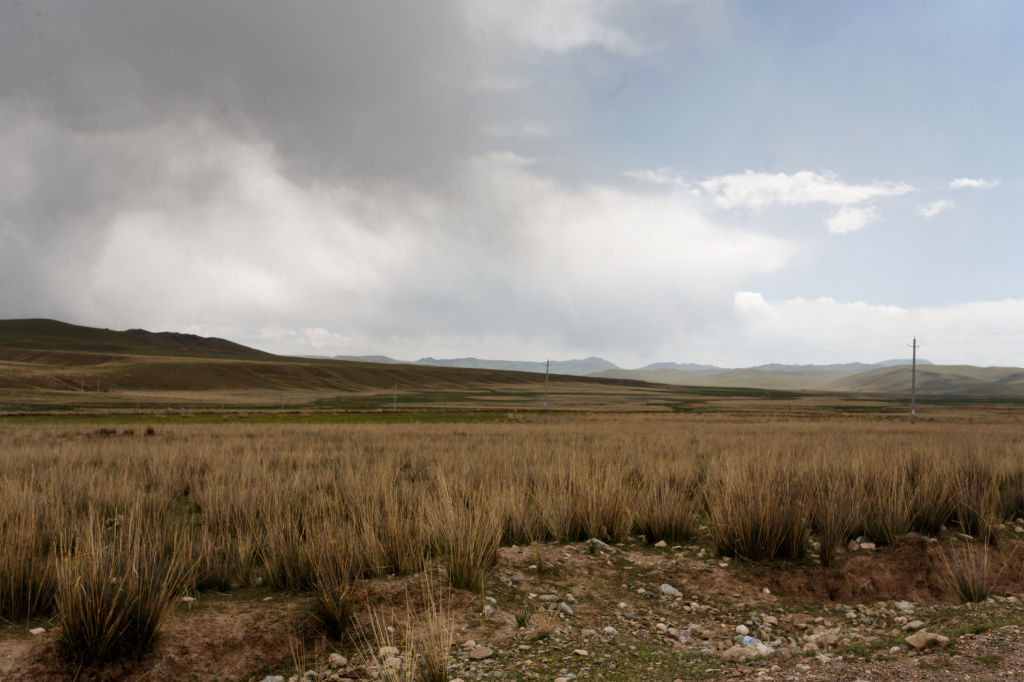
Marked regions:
[909,337,918,424]
[544,359,549,410]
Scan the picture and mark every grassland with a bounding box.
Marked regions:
[4,412,1024,679]
[5,319,1024,678]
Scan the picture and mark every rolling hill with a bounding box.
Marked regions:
[0,319,645,396]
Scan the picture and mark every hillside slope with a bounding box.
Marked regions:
[0,319,271,358]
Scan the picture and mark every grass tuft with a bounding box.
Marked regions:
[55,513,190,664]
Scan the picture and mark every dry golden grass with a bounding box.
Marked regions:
[2,414,1024,664]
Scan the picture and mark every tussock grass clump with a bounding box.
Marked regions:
[411,578,454,682]
[951,459,1003,544]
[944,542,995,603]
[706,455,808,561]
[632,465,699,545]
[308,531,357,641]
[0,484,58,621]
[430,478,501,592]
[55,514,190,664]
[857,464,915,545]
[809,464,860,567]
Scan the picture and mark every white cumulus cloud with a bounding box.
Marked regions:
[730,293,1024,367]
[699,170,913,211]
[916,200,955,218]
[949,177,1000,189]
[624,167,688,187]
[827,206,879,234]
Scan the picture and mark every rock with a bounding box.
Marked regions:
[383,657,403,669]
[328,653,347,668]
[483,604,495,616]
[654,540,667,547]
[29,627,45,635]
[722,645,756,663]
[586,537,611,548]
[538,594,559,602]
[859,542,877,551]
[602,625,619,636]
[736,624,749,636]
[261,677,285,682]
[377,646,400,659]
[895,601,914,612]
[469,646,494,660]
[463,639,476,649]
[659,583,681,597]
[902,619,925,632]
[559,601,575,615]
[905,629,949,650]
[573,648,589,656]
[889,646,902,654]
[847,540,860,551]
[581,629,598,638]
[182,596,197,603]
[509,573,524,583]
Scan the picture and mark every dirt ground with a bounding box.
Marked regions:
[4,534,1024,681]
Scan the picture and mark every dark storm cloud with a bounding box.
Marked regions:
[0,0,482,181]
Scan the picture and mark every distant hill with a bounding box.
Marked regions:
[0,319,270,359]
[412,356,619,376]
[594,359,1024,398]
[321,355,619,376]
[0,319,647,395]
[827,365,1024,397]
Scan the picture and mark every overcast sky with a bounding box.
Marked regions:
[2,1,1023,367]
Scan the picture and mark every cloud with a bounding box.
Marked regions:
[729,293,1024,367]
[916,200,955,218]
[699,170,913,211]
[826,206,879,234]
[481,122,552,138]
[624,167,688,186]
[459,0,644,55]
[0,116,793,361]
[949,177,1000,189]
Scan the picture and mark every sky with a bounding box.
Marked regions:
[1,0,1023,368]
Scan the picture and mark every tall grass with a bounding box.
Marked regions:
[0,482,58,621]
[705,454,808,561]
[2,416,1024,665]
[54,513,190,664]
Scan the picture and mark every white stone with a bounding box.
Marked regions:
[328,653,347,668]
[659,583,681,597]
[377,646,400,658]
[602,625,619,636]
[736,624,750,636]
[468,646,494,660]
[29,627,45,636]
[573,648,589,656]
[654,540,667,547]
